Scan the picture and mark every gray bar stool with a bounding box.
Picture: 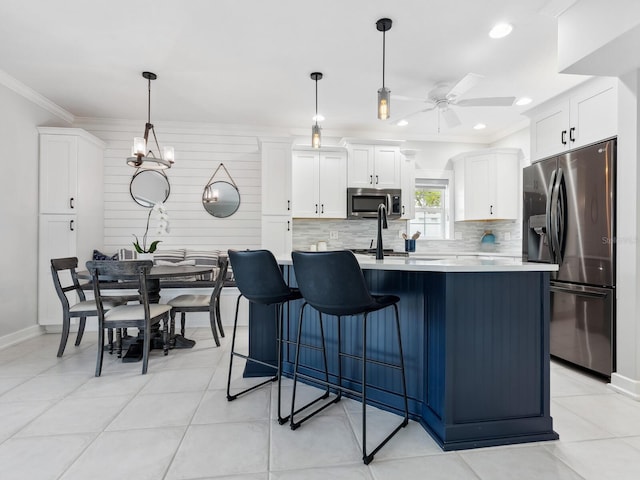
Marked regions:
[290,250,409,464]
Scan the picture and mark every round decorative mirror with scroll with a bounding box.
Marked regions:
[202,181,241,218]
[130,170,170,207]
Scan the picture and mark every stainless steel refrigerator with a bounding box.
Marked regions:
[523,138,616,377]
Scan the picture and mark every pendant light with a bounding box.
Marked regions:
[127,71,175,170]
[310,72,323,149]
[376,18,392,120]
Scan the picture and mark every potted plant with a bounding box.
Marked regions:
[133,203,170,259]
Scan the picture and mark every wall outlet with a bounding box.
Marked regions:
[329,231,339,240]
[398,230,405,239]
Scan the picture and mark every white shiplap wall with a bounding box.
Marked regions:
[73,119,269,253]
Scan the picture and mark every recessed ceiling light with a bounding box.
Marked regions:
[397,119,408,127]
[473,123,487,130]
[489,23,513,39]
[312,114,325,122]
[515,97,532,106]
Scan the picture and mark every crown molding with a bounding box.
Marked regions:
[0,69,74,124]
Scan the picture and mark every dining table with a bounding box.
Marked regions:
[78,263,216,360]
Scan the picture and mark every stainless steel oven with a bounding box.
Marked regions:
[347,187,401,219]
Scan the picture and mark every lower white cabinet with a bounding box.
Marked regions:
[452,148,522,221]
[292,149,347,218]
[38,214,78,326]
[261,215,292,258]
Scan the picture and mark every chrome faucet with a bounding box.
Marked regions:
[376,203,388,260]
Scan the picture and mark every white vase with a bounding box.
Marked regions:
[137,252,154,262]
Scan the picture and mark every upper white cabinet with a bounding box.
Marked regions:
[452,148,522,222]
[347,144,401,188]
[292,148,347,218]
[528,77,617,161]
[38,127,105,326]
[261,139,292,215]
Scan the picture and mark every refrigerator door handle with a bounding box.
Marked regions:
[551,167,566,266]
[550,283,610,298]
[546,169,557,263]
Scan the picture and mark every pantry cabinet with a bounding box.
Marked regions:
[347,144,401,188]
[452,148,522,221]
[292,148,347,218]
[260,138,293,253]
[528,77,617,161]
[37,127,105,326]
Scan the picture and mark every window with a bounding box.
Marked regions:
[409,177,451,240]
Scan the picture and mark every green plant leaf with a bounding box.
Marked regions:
[132,236,144,253]
[148,240,162,253]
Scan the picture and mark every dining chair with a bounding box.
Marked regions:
[86,260,172,376]
[50,257,129,357]
[167,257,229,347]
[290,250,409,464]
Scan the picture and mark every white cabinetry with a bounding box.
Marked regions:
[292,148,347,218]
[347,144,401,188]
[452,148,522,221]
[38,128,105,326]
[400,150,416,220]
[260,139,292,256]
[528,77,617,161]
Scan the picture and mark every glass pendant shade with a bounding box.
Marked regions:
[133,137,146,156]
[312,124,321,149]
[378,87,390,120]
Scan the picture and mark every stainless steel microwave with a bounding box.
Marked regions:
[347,188,402,219]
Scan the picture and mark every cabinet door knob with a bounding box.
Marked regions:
[490,205,493,215]
[569,127,576,142]
[402,205,405,215]
[287,200,290,211]
[69,197,75,209]
[315,204,318,214]
[369,175,373,184]
[287,221,290,232]
[375,175,379,185]
[321,204,324,214]
[561,130,567,145]
[69,220,75,231]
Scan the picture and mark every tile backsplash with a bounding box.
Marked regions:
[292,218,522,255]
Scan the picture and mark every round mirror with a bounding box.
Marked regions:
[130,170,170,207]
[202,181,241,218]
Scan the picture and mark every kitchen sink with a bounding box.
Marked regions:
[348,248,409,257]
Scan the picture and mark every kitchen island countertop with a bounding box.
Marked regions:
[277,252,558,273]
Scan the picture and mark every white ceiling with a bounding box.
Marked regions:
[0,0,589,142]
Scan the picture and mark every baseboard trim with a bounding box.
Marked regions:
[0,325,44,351]
[610,372,640,401]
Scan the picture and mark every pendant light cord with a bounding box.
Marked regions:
[315,77,319,126]
[382,30,386,88]
[147,76,152,124]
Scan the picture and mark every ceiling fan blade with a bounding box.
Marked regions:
[455,96,516,107]
[446,73,483,100]
[392,94,426,102]
[441,108,461,128]
[397,105,437,121]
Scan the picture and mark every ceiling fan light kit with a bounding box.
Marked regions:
[126,71,175,170]
[376,18,392,120]
[310,72,323,149]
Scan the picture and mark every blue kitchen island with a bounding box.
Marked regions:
[246,255,559,451]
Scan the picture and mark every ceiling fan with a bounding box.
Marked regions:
[394,73,515,129]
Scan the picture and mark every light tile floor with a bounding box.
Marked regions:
[1,327,640,479]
